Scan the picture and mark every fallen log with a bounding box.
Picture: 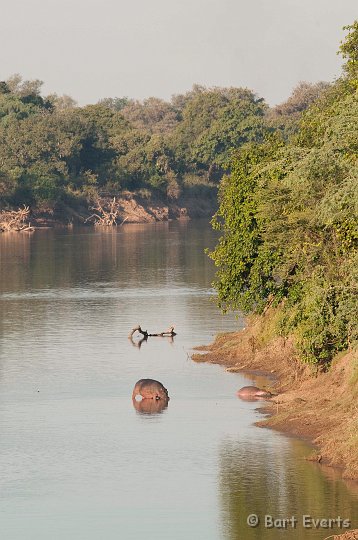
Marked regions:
[129,324,176,339]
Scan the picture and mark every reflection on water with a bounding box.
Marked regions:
[128,334,175,349]
[219,437,357,539]
[132,397,169,415]
[0,221,357,540]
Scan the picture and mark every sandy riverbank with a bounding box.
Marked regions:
[192,310,358,481]
[1,191,218,231]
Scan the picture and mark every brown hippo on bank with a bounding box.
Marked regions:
[132,379,169,401]
[237,386,272,400]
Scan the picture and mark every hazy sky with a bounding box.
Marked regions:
[1,0,357,105]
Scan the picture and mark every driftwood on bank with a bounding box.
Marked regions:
[85,197,127,227]
[0,206,34,232]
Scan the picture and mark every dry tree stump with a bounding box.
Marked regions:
[0,206,34,232]
[85,197,125,227]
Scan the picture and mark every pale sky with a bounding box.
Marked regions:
[1,0,357,105]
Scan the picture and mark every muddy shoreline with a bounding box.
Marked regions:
[192,312,358,482]
[193,316,358,537]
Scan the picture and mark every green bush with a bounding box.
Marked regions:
[209,22,358,365]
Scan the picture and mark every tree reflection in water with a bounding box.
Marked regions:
[218,437,358,539]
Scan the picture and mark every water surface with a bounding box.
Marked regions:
[0,220,356,539]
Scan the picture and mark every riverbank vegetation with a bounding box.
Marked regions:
[0,58,333,227]
[1,22,355,363]
[203,21,357,481]
[193,312,358,479]
[209,22,357,367]
[0,78,271,223]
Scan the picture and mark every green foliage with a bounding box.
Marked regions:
[0,78,269,211]
[267,82,331,140]
[171,87,267,170]
[121,97,179,135]
[339,21,358,88]
[278,258,358,364]
[272,82,331,117]
[208,138,285,313]
[98,97,130,111]
[209,22,358,365]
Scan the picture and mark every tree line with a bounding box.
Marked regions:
[1,21,355,365]
[0,73,328,217]
[209,22,358,365]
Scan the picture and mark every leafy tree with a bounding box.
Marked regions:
[171,87,267,174]
[47,94,77,110]
[209,22,358,364]
[121,97,179,135]
[0,81,10,94]
[272,82,331,117]
[98,97,130,111]
[339,21,358,87]
[208,139,284,313]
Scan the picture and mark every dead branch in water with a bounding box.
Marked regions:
[129,324,176,339]
[0,206,34,232]
[129,334,148,349]
[85,197,124,227]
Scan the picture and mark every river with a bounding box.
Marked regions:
[0,220,356,539]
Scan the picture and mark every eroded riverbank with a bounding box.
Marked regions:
[192,310,358,482]
[0,191,218,232]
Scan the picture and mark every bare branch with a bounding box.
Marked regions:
[0,206,34,232]
[128,324,176,339]
[85,197,122,227]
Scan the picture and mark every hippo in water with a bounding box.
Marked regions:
[237,386,272,400]
[132,379,169,401]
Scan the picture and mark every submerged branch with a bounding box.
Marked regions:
[128,324,176,339]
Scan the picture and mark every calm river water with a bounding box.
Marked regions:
[0,220,357,540]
